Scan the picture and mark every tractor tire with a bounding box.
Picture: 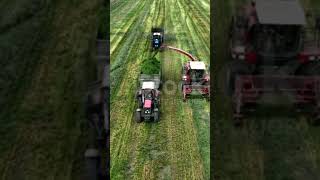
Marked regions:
[135,111,142,123]
[218,60,252,97]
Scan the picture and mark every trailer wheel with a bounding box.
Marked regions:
[135,111,142,123]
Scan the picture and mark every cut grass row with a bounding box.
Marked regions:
[110,0,153,97]
[110,0,159,179]
[111,0,210,179]
[168,0,210,178]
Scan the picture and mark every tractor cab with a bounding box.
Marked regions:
[151,28,164,50]
[152,32,162,48]
[136,81,160,122]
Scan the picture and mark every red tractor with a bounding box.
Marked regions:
[182,61,210,101]
[224,0,320,125]
[135,74,161,122]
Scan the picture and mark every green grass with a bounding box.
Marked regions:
[0,0,102,179]
[140,57,161,74]
[110,0,210,179]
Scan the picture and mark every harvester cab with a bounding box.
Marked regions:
[183,61,208,84]
[182,61,210,101]
[230,0,308,65]
[226,0,320,125]
[136,79,161,122]
[151,27,164,50]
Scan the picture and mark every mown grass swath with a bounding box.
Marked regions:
[110,0,210,179]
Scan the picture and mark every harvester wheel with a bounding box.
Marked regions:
[297,62,320,75]
[154,110,159,122]
[183,92,187,102]
[182,84,187,102]
[135,111,142,123]
[219,60,251,97]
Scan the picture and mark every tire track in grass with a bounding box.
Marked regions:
[110,0,147,63]
[110,0,152,95]
[158,0,207,178]
[110,0,153,157]
[111,0,209,178]
[110,0,143,56]
[171,0,210,178]
[128,1,170,179]
[111,0,138,15]
[179,0,210,60]
[111,0,161,179]
[166,1,199,176]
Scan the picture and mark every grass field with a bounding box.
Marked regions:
[0,0,103,179]
[110,0,210,179]
[213,0,320,180]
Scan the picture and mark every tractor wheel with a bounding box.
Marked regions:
[138,98,143,108]
[135,111,142,123]
[219,60,252,97]
[154,110,159,122]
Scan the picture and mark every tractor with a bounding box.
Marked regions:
[151,27,164,50]
[224,0,320,125]
[135,74,161,122]
[182,61,210,101]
